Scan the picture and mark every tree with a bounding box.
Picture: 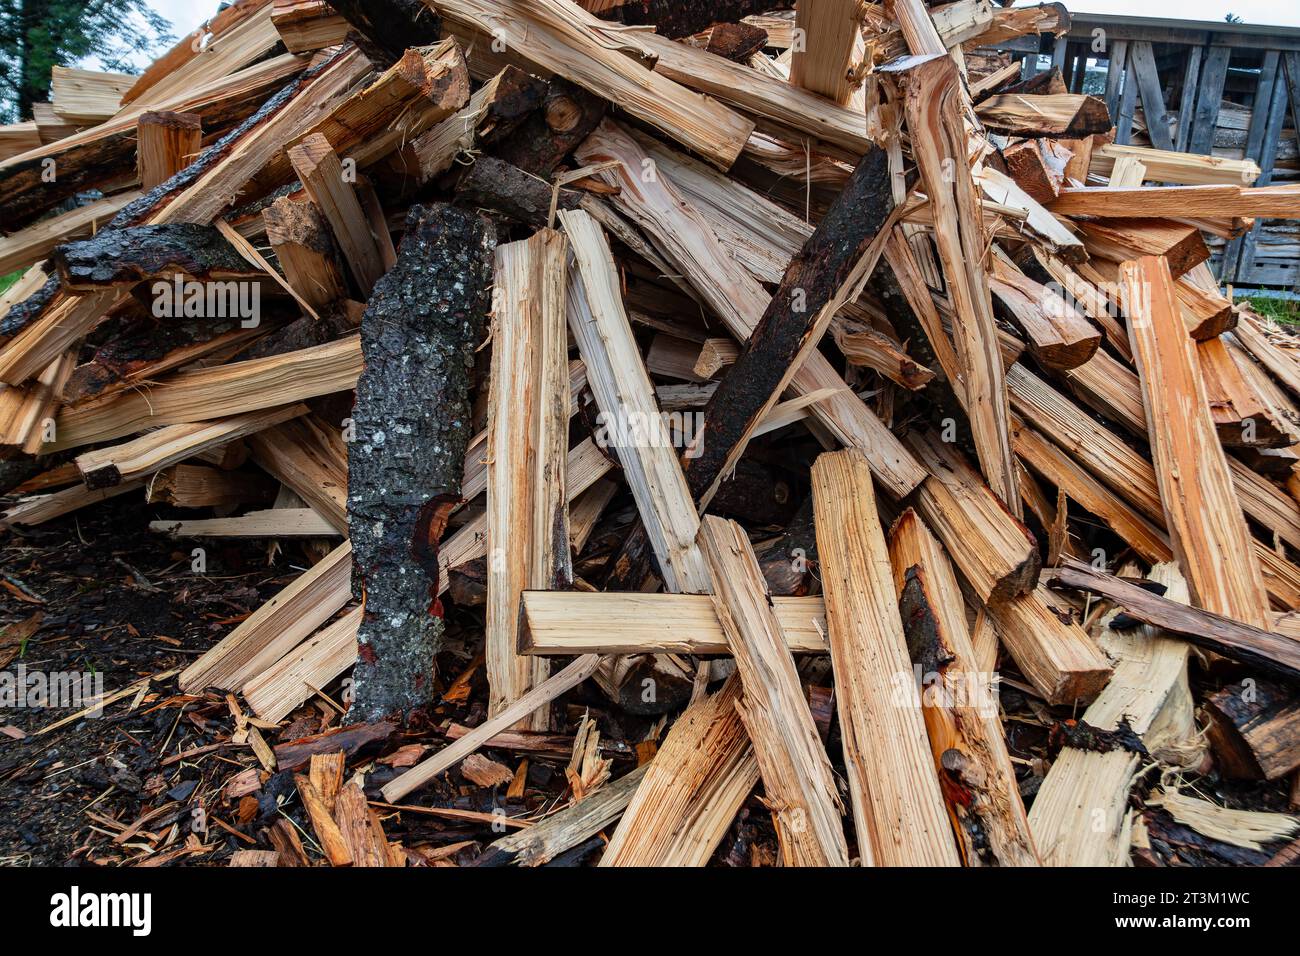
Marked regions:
[1225,13,1244,23]
[0,0,174,122]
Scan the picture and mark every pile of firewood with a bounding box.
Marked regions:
[3,0,1300,867]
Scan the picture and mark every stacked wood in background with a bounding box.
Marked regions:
[3,0,1300,867]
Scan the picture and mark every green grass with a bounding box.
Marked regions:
[1245,295,1300,327]
[0,270,22,296]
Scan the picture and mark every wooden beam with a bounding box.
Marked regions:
[486,229,572,729]
[698,515,848,867]
[812,450,962,867]
[976,93,1111,138]
[1121,255,1270,628]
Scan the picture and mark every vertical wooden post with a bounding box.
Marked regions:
[1114,47,1139,145]
[1174,46,1203,152]
[1188,45,1231,155]
[1222,50,1280,282]
[1104,39,1129,119]
[1129,41,1174,151]
[1235,60,1291,283]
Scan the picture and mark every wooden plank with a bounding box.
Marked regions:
[698,515,848,867]
[811,450,962,867]
[1104,39,1129,120]
[1122,256,1270,628]
[1128,41,1174,151]
[1188,45,1231,156]
[486,229,572,728]
[1174,45,1203,153]
[1090,143,1260,186]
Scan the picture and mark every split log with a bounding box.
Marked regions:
[988,251,1100,371]
[436,0,754,169]
[263,197,348,311]
[976,93,1111,138]
[454,157,582,228]
[51,224,263,291]
[1205,680,1300,781]
[887,507,1040,867]
[0,480,142,529]
[1078,219,1210,279]
[519,591,827,655]
[74,403,307,489]
[491,78,607,179]
[272,0,350,53]
[812,451,962,867]
[559,207,711,595]
[1090,143,1260,187]
[1050,184,1300,219]
[1121,256,1270,629]
[153,508,339,538]
[1029,564,1203,865]
[0,291,121,388]
[907,430,1040,604]
[698,515,848,866]
[347,204,496,724]
[137,111,203,189]
[682,145,895,505]
[145,464,277,508]
[486,229,573,728]
[1001,138,1071,205]
[575,121,923,500]
[247,416,348,533]
[408,68,547,184]
[902,54,1020,514]
[1044,558,1300,681]
[577,0,792,37]
[478,764,649,867]
[790,0,863,105]
[288,133,386,296]
[0,192,139,278]
[599,675,758,867]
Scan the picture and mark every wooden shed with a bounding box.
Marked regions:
[991,10,1300,288]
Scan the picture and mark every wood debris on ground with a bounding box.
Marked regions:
[2,0,1300,868]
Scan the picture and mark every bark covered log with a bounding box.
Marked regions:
[347,203,496,724]
[683,146,894,505]
[491,79,608,179]
[454,156,581,227]
[52,224,259,290]
[328,0,441,65]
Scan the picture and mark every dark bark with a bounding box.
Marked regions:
[702,22,769,61]
[1205,679,1300,780]
[588,0,793,38]
[347,203,496,724]
[757,495,818,596]
[52,224,259,289]
[490,79,607,178]
[328,0,440,66]
[272,721,397,772]
[682,146,894,503]
[453,156,581,227]
[1044,557,1300,683]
